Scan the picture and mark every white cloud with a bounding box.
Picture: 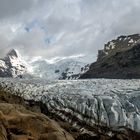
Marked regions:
[0,0,140,62]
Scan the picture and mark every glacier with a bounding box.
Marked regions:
[0,78,140,133]
[30,57,89,80]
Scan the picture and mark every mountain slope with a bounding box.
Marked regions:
[81,34,140,79]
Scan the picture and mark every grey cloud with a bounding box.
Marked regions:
[0,0,36,20]
[0,0,140,62]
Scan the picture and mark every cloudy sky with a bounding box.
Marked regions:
[0,0,140,62]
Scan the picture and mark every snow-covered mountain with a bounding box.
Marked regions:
[1,78,140,133]
[0,49,89,80]
[30,57,89,80]
[0,49,29,78]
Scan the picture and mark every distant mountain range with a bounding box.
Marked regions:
[81,34,140,79]
[0,49,89,79]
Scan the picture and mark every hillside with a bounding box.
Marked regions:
[81,34,140,79]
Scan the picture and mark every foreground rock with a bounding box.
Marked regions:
[0,103,74,140]
[81,34,140,79]
[0,90,74,140]
[1,102,140,140]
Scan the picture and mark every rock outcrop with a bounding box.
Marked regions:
[0,90,74,140]
[81,34,140,79]
[98,34,140,61]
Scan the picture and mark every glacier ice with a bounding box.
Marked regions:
[0,78,140,132]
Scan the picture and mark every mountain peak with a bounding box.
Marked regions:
[0,49,30,78]
[7,49,19,58]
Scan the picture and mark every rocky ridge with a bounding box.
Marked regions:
[98,34,140,60]
[81,34,140,79]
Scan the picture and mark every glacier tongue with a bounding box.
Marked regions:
[0,78,140,132]
[30,58,89,80]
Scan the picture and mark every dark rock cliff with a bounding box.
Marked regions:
[81,34,140,79]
